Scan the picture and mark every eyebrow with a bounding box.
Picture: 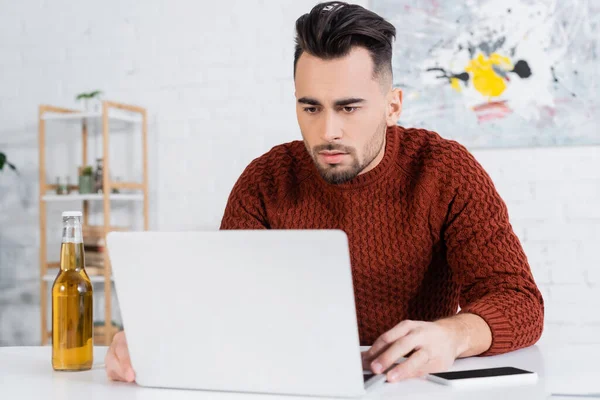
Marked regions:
[297,97,366,107]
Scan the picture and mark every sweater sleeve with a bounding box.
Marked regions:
[441,147,544,356]
[220,160,269,230]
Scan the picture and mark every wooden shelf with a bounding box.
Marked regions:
[41,110,142,123]
[42,193,144,202]
[83,225,128,235]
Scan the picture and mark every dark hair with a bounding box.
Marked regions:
[293,2,396,82]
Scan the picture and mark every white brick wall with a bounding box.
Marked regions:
[1,0,598,347]
[473,146,600,345]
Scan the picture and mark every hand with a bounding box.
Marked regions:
[361,319,464,383]
[105,331,136,382]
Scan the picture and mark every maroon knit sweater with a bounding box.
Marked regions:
[220,125,544,356]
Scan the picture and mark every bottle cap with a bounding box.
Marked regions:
[62,211,83,218]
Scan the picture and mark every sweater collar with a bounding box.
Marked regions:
[308,125,402,191]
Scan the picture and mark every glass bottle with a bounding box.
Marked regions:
[52,211,93,371]
[94,158,103,193]
[55,177,65,195]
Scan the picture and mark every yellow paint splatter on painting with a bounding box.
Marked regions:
[450,77,462,92]
[464,52,514,98]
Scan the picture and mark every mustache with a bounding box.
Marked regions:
[313,143,355,154]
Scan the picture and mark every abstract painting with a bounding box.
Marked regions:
[371,0,600,148]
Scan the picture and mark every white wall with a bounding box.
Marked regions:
[0,0,598,346]
[472,146,600,345]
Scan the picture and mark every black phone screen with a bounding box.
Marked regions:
[363,373,375,383]
[430,367,534,380]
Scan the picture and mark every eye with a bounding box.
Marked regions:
[342,106,358,113]
[303,107,318,114]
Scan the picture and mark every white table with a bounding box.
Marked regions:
[1,344,599,399]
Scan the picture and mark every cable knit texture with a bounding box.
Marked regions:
[220,125,544,356]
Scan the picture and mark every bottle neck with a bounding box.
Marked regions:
[60,242,84,271]
[61,216,84,271]
[62,217,83,243]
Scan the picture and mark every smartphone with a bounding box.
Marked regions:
[363,372,387,390]
[427,367,538,387]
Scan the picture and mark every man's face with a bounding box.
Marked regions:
[294,47,398,184]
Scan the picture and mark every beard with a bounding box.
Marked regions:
[306,118,387,185]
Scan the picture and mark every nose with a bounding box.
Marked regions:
[321,111,343,142]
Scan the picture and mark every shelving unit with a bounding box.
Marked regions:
[38,101,149,346]
[41,193,144,202]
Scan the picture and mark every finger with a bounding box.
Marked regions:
[115,347,135,382]
[365,320,415,361]
[106,343,135,382]
[106,363,125,382]
[105,352,128,382]
[115,342,130,362]
[115,343,132,367]
[371,333,419,374]
[104,348,118,378]
[386,349,430,383]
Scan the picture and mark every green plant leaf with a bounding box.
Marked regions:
[0,152,17,172]
[76,90,103,101]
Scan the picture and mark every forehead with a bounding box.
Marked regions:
[294,47,380,98]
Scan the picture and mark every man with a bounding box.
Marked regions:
[106,1,544,384]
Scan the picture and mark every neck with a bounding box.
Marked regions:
[60,242,84,271]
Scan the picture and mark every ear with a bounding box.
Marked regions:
[385,88,403,126]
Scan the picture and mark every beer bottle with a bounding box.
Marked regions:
[52,211,93,370]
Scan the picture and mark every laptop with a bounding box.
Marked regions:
[106,230,387,397]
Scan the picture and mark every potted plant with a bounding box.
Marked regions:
[0,152,17,173]
[78,166,94,194]
[75,90,103,112]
